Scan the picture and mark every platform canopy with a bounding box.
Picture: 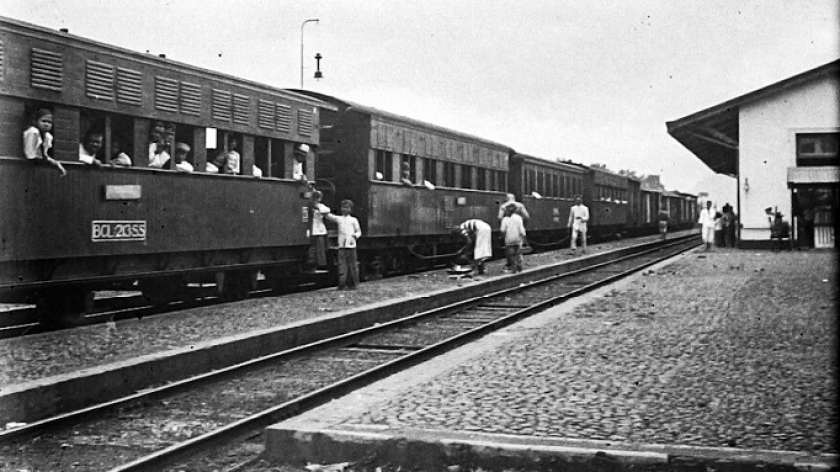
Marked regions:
[666,60,840,177]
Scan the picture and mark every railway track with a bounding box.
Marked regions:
[0,236,699,471]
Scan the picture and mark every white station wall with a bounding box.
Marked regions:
[738,76,840,242]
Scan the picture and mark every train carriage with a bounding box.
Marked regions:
[508,153,586,248]
[293,91,511,275]
[584,166,630,239]
[0,17,332,323]
[639,183,663,234]
[625,176,644,236]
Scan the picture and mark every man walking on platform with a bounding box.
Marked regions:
[568,195,589,255]
[698,200,716,251]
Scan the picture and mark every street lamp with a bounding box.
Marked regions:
[300,18,319,89]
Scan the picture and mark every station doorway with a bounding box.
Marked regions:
[791,186,837,248]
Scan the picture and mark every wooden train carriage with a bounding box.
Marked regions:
[0,17,330,317]
[625,176,644,236]
[585,166,630,238]
[293,91,511,274]
[509,153,586,248]
[639,187,662,232]
[672,191,698,229]
[662,191,690,229]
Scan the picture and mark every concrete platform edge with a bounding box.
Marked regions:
[262,425,838,472]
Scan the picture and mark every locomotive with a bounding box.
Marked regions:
[0,17,696,324]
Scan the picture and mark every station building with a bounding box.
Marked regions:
[667,60,839,249]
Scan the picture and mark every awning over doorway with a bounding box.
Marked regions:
[787,166,840,186]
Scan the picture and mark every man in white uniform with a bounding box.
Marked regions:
[568,195,590,255]
[698,200,716,250]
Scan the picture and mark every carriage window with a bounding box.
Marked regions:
[459,164,471,189]
[444,161,456,187]
[375,149,393,181]
[425,157,438,185]
[476,167,487,190]
[401,154,417,183]
[797,133,839,167]
[255,137,270,177]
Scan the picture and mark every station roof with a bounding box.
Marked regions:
[666,60,840,177]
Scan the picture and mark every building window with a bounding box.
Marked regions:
[797,133,839,167]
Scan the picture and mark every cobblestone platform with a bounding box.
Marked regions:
[265,249,838,471]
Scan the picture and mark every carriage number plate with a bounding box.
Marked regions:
[92,220,147,242]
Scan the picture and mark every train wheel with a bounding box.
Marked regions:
[388,251,406,276]
[363,256,385,281]
[140,276,187,306]
[219,270,256,301]
[36,288,93,328]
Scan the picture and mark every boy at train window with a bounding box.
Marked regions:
[22,108,66,175]
[326,199,361,290]
[205,151,227,173]
[79,130,105,167]
[293,144,309,181]
[148,121,169,168]
[110,137,133,167]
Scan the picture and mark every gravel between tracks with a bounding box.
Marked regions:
[0,233,683,388]
[349,249,838,453]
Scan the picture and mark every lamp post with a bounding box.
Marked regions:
[300,18,319,89]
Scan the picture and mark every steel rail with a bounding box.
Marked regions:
[108,237,699,471]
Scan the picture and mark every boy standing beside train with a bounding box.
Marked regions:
[500,204,527,272]
[326,200,362,290]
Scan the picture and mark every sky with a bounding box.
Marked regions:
[4,1,839,205]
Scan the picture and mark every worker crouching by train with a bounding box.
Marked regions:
[326,200,362,290]
[454,219,493,277]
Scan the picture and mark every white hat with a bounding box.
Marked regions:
[296,143,311,155]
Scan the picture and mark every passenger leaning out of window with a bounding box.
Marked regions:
[205,150,226,174]
[161,143,194,172]
[148,121,170,168]
[110,137,132,167]
[226,137,241,175]
[293,144,309,181]
[79,129,105,167]
[22,108,66,176]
